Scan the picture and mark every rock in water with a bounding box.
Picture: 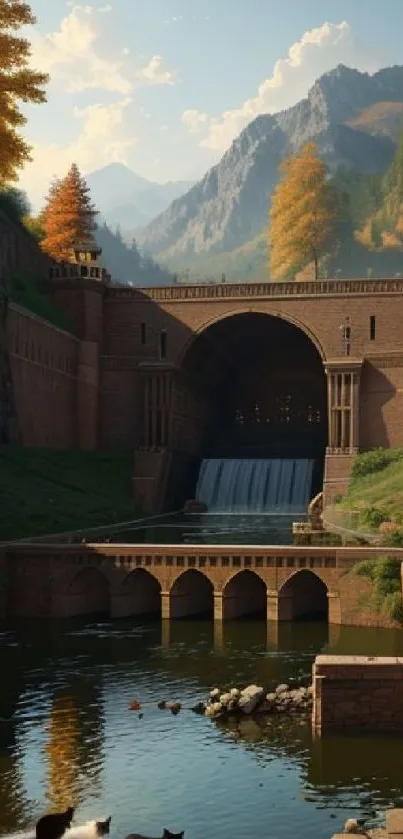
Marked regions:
[210,688,220,700]
[205,702,223,718]
[238,685,264,714]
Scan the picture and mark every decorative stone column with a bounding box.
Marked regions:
[323,359,363,504]
[141,364,174,448]
[325,359,363,453]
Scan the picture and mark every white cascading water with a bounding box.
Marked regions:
[196,458,314,514]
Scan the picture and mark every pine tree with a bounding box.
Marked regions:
[41,164,97,261]
[0,0,49,184]
[269,142,338,281]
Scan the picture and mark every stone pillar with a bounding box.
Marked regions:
[267,591,279,622]
[214,591,223,621]
[327,590,341,625]
[161,590,170,620]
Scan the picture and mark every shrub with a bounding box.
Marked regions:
[384,530,403,548]
[360,504,388,529]
[351,448,403,481]
[353,557,402,622]
[10,272,74,333]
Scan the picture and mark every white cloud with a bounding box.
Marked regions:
[19,98,136,209]
[135,55,178,86]
[181,21,381,152]
[181,109,209,134]
[31,3,132,94]
[31,5,178,94]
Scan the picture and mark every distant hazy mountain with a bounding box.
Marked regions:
[86,163,194,236]
[94,223,173,286]
[136,64,403,269]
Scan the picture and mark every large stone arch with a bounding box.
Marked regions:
[278,569,328,621]
[169,568,214,619]
[222,569,267,620]
[176,307,326,366]
[111,568,161,619]
[169,310,328,509]
[64,567,110,618]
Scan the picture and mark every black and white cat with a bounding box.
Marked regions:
[35,812,111,839]
[125,830,184,839]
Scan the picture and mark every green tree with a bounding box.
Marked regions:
[0,0,49,185]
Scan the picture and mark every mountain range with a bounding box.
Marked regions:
[85,163,194,239]
[130,64,403,279]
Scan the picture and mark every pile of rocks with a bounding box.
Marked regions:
[193,682,313,719]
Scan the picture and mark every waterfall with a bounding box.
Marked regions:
[196,458,314,514]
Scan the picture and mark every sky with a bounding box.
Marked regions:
[17,0,403,209]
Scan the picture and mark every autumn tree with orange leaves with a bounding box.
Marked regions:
[269,142,339,281]
[41,164,98,261]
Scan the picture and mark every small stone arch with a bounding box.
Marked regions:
[222,569,267,620]
[112,568,161,619]
[67,567,110,617]
[278,569,328,621]
[169,569,214,619]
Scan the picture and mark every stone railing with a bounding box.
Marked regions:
[7,543,403,572]
[106,278,403,302]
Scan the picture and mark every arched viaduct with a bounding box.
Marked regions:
[3,542,402,628]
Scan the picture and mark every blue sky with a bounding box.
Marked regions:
[19,0,403,208]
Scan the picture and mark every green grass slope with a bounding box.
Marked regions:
[334,448,403,535]
[0,446,142,541]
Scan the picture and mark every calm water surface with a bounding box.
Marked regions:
[1,619,403,839]
[107,513,299,545]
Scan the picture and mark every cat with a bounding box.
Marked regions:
[63,817,112,839]
[125,830,184,839]
[36,808,75,839]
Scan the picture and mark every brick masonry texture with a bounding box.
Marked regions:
[313,656,403,732]
[6,220,403,511]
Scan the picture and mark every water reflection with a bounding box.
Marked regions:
[1,619,403,839]
[107,513,298,545]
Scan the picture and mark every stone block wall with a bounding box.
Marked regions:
[313,655,403,733]
[8,303,79,447]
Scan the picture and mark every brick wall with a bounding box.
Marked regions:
[8,304,79,447]
[313,655,403,733]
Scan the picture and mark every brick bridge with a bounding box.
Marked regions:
[8,256,403,513]
[2,542,402,626]
[91,277,403,511]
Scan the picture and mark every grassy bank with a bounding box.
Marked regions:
[333,448,403,541]
[0,446,142,540]
[331,449,403,624]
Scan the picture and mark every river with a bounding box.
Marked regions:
[1,619,403,839]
